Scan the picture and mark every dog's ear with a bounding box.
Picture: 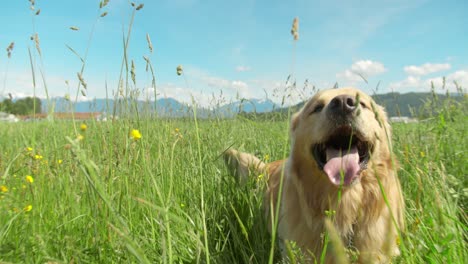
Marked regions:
[290,112,300,132]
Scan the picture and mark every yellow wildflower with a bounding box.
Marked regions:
[57,159,63,165]
[130,129,142,141]
[80,123,87,131]
[26,175,34,183]
[264,154,270,162]
[34,154,43,160]
[257,174,264,182]
[420,151,425,158]
[174,128,183,139]
[24,205,32,212]
[26,147,33,152]
[0,185,8,193]
[77,134,84,141]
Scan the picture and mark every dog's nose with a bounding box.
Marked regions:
[329,95,356,114]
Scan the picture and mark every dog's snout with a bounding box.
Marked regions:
[328,95,356,114]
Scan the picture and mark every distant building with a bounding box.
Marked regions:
[20,112,101,121]
[389,116,418,123]
[0,112,19,122]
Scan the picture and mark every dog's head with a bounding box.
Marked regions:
[290,87,392,187]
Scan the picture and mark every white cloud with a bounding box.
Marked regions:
[337,60,387,83]
[248,78,315,106]
[388,76,423,91]
[425,70,468,90]
[0,70,106,102]
[389,69,468,92]
[404,63,451,76]
[235,65,251,72]
[447,70,468,87]
[351,60,387,76]
[186,67,254,99]
[231,80,247,89]
[157,83,212,107]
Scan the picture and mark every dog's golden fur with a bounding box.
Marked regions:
[224,87,404,263]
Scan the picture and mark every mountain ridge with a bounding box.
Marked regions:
[39,91,464,118]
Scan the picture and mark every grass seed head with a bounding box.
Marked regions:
[131,60,136,85]
[33,33,41,55]
[100,0,109,9]
[291,17,299,40]
[176,65,183,76]
[6,42,14,58]
[77,72,87,89]
[146,33,153,53]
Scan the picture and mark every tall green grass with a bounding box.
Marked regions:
[0,2,467,263]
[0,103,466,263]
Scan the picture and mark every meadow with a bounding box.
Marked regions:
[0,95,466,263]
[1,2,467,263]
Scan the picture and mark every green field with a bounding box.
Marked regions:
[0,99,466,263]
[0,2,467,262]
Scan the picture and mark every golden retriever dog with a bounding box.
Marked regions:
[224,87,404,263]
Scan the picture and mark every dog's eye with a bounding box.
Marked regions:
[310,104,324,114]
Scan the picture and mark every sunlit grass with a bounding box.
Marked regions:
[0,108,466,262]
[0,1,466,263]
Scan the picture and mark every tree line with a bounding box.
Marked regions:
[0,97,42,115]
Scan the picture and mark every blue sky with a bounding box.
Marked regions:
[0,0,467,106]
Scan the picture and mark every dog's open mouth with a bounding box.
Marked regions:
[312,126,371,186]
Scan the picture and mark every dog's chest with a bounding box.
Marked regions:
[277,186,362,256]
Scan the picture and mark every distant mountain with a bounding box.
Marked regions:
[237,91,465,120]
[39,91,465,118]
[218,98,279,115]
[41,97,279,117]
[42,97,192,117]
[371,92,463,117]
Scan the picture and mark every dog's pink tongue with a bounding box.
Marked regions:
[323,147,360,186]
